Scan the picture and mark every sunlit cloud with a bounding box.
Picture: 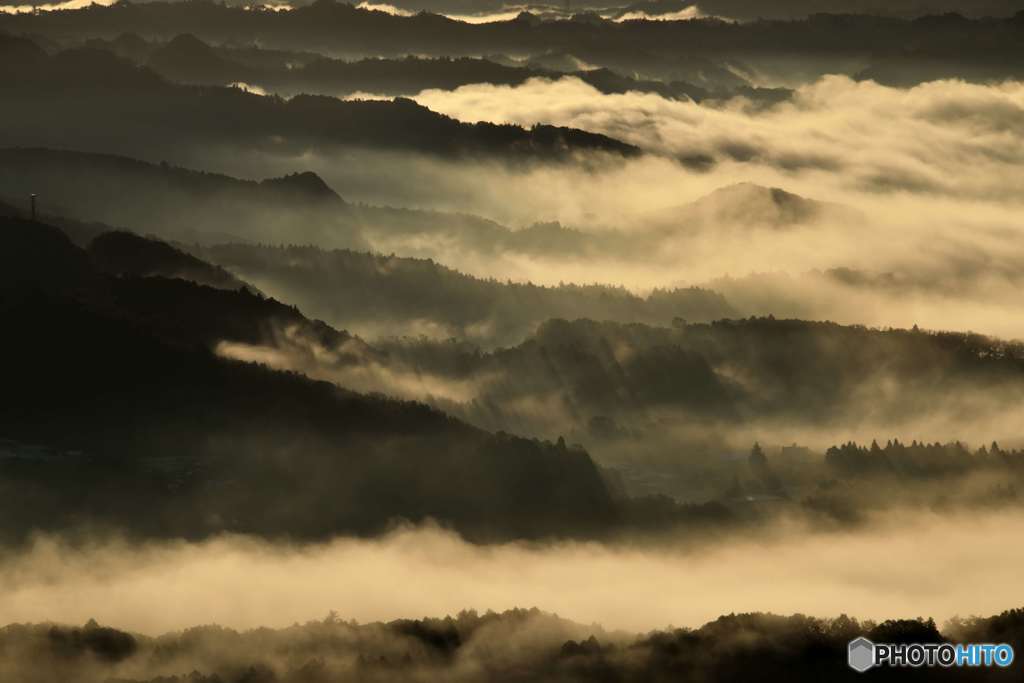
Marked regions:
[355,1,414,16]
[411,75,1024,204]
[228,82,269,96]
[442,9,525,23]
[614,6,703,21]
[0,0,115,14]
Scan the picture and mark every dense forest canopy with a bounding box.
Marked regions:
[3,605,1024,682]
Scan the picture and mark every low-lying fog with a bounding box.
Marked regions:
[183,76,1024,337]
[3,509,1021,634]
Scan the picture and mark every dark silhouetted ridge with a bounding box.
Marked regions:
[0,216,619,542]
[147,33,251,84]
[689,182,828,226]
[0,216,104,298]
[260,171,345,204]
[0,50,641,161]
[87,230,248,291]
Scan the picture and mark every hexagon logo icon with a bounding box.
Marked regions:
[848,637,875,673]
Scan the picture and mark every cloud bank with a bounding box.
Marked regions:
[413,75,1024,203]
[2,511,1022,635]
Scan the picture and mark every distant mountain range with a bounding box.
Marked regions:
[83,31,788,105]
[4,202,1023,535]
[5,149,1023,514]
[0,38,639,163]
[3,2,1022,87]
[2,147,874,344]
[0,148,853,264]
[66,217,1024,504]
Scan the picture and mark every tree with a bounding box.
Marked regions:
[749,442,766,467]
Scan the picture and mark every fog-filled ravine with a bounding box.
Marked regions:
[2,2,1023,681]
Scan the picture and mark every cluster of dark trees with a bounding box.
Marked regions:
[688,436,1024,524]
[3,606,1022,682]
[826,439,1024,477]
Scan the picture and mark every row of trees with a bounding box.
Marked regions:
[825,439,1024,475]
